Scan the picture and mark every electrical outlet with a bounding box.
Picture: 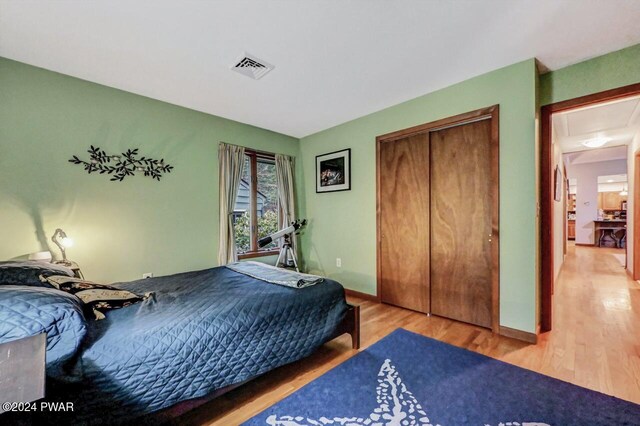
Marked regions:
[336,258,342,268]
[142,272,153,279]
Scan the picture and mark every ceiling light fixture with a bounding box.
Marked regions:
[581,137,611,148]
[620,184,628,196]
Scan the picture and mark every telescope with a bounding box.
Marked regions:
[258,219,307,248]
[258,219,307,271]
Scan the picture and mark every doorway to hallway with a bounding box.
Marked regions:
[541,82,640,332]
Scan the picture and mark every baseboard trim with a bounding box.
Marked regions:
[499,326,537,344]
[344,288,380,302]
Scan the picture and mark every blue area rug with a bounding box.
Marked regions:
[244,328,640,426]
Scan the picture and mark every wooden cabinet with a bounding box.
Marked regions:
[598,192,627,210]
[568,193,576,212]
[568,220,576,240]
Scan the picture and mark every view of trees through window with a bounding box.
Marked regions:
[233,154,279,254]
[256,159,279,249]
[233,156,252,252]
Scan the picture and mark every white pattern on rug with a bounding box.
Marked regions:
[265,359,550,426]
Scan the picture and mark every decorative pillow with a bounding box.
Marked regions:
[40,275,150,320]
[0,261,74,287]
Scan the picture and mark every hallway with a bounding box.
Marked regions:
[540,244,640,403]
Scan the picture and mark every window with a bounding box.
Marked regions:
[233,150,280,258]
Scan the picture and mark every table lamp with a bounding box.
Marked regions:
[51,228,73,265]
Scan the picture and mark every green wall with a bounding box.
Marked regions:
[6,41,638,333]
[540,43,640,106]
[299,59,539,333]
[0,58,298,283]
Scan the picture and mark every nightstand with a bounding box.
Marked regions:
[0,333,45,413]
[53,260,84,279]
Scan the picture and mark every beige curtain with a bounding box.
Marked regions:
[218,143,245,265]
[275,154,297,261]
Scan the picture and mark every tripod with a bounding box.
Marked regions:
[275,233,299,272]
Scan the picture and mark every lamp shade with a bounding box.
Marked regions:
[620,184,628,196]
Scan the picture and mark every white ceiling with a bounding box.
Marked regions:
[553,95,640,153]
[598,174,628,184]
[2,1,640,138]
[564,145,628,165]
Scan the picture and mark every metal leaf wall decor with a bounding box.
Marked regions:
[69,146,173,182]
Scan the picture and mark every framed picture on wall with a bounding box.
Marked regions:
[316,148,351,193]
[554,166,562,202]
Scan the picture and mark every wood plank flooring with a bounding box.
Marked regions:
[177,244,640,425]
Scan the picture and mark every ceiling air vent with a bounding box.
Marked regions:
[231,53,274,80]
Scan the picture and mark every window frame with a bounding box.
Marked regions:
[237,149,280,259]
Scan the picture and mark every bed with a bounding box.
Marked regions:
[0,263,359,424]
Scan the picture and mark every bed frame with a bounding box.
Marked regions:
[329,303,360,349]
[151,303,360,422]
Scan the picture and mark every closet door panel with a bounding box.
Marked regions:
[430,119,493,328]
[378,134,430,313]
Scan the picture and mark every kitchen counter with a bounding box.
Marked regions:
[594,220,626,248]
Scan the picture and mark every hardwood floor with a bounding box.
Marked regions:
[177,244,640,425]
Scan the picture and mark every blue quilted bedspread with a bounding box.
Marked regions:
[46,266,348,423]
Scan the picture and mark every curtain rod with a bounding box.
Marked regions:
[219,141,291,159]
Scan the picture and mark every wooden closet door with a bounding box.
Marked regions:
[430,119,493,328]
[378,133,430,313]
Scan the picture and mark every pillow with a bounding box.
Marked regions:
[40,275,150,320]
[0,261,74,287]
[0,285,87,377]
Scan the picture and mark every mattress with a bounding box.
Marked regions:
[45,265,348,424]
